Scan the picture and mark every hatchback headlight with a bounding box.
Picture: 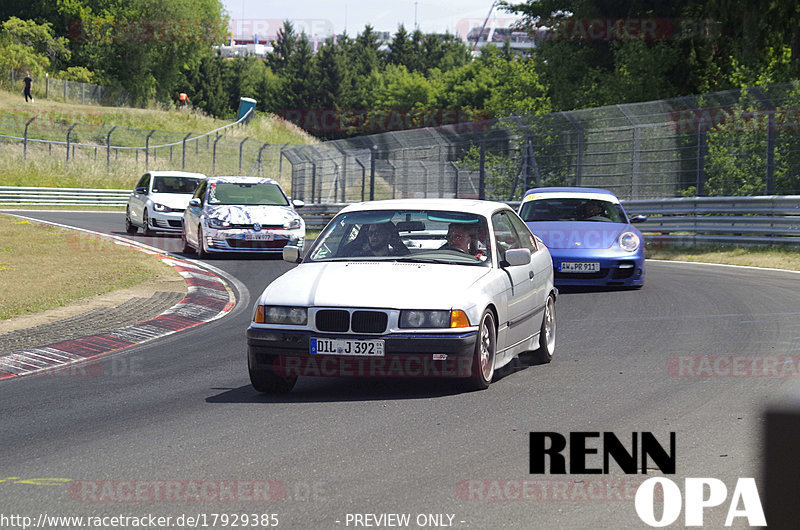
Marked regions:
[285,217,303,230]
[152,203,169,212]
[400,310,470,329]
[207,217,230,229]
[254,305,308,325]
[619,231,640,252]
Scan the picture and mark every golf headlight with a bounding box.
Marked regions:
[207,217,230,229]
[400,310,470,329]
[285,217,303,230]
[254,305,308,325]
[619,232,640,252]
[152,203,169,212]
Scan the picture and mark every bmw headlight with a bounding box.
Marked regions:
[400,310,470,329]
[285,217,303,230]
[152,203,169,212]
[254,305,308,325]
[207,217,231,229]
[619,231,640,252]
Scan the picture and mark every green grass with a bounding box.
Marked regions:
[646,243,800,271]
[0,214,175,320]
[0,87,318,192]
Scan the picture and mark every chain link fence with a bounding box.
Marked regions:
[3,69,131,107]
[284,81,800,202]
[0,111,297,188]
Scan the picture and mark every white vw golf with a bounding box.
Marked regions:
[246,199,556,394]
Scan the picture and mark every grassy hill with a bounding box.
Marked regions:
[0,88,317,191]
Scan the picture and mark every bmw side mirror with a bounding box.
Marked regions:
[188,198,201,208]
[283,245,302,263]
[502,248,532,267]
[629,215,647,223]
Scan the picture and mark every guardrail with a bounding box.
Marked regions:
[0,186,130,207]
[624,196,800,247]
[2,188,799,244]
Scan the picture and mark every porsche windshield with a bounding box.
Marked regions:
[520,198,627,223]
[308,210,491,266]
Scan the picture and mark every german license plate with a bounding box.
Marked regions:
[310,338,385,357]
[560,262,600,273]
[243,232,274,241]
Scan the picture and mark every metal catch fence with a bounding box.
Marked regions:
[283,81,800,202]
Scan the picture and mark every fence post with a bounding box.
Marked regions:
[45,74,49,99]
[354,157,366,201]
[23,117,35,160]
[63,79,67,101]
[182,132,192,170]
[696,130,707,196]
[766,112,776,194]
[257,143,270,177]
[212,133,221,174]
[81,83,85,105]
[311,162,317,203]
[478,140,486,200]
[632,126,642,199]
[66,123,77,167]
[279,142,290,179]
[11,69,14,89]
[238,137,249,173]
[370,145,378,201]
[145,130,155,170]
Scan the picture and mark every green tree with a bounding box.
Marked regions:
[0,17,70,75]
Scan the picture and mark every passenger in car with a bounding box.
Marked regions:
[350,222,409,257]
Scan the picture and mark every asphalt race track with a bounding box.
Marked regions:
[2,211,800,528]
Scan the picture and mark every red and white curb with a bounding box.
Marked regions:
[0,215,237,380]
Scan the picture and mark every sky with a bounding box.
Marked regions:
[220,0,524,41]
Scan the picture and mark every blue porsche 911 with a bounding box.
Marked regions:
[518,187,647,288]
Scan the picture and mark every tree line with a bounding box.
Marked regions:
[2,1,800,137]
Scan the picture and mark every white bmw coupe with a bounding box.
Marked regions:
[246,199,556,393]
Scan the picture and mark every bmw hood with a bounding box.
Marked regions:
[150,193,194,210]
[260,262,490,309]
[526,221,630,249]
[203,204,299,226]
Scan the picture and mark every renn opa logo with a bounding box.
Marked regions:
[529,432,765,527]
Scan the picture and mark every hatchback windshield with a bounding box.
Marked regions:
[308,210,491,266]
[151,176,202,194]
[520,198,627,223]
[207,182,289,206]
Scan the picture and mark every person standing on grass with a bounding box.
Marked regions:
[23,71,34,103]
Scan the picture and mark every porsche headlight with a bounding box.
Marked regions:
[254,305,308,325]
[619,231,640,252]
[400,310,470,329]
[285,217,303,230]
[207,217,230,229]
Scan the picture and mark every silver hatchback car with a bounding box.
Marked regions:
[125,171,207,234]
